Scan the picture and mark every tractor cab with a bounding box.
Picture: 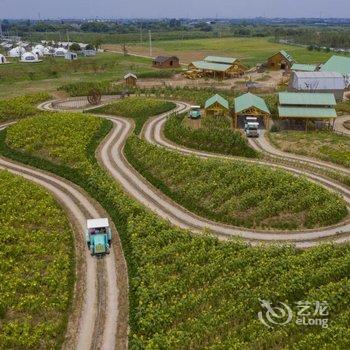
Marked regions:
[189,105,201,119]
[244,117,260,138]
[86,218,112,257]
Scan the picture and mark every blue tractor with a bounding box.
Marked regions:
[86,218,112,257]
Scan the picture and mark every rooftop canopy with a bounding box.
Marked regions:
[205,94,229,109]
[190,60,231,72]
[278,106,337,119]
[234,92,270,114]
[204,56,238,65]
[291,63,317,72]
[124,73,137,79]
[320,55,350,76]
[279,92,336,106]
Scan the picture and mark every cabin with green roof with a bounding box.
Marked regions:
[187,56,247,79]
[204,94,230,117]
[233,93,271,129]
[267,50,294,70]
[278,92,337,131]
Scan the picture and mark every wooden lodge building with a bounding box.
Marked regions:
[204,94,230,117]
[187,56,247,79]
[278,92,337,131]
[152,56,180,68]
[233,93,271,129]
[267,50,294,70]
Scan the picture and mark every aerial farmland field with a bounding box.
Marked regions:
[1,5,350,350]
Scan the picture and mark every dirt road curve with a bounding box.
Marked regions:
[335,115,350,136]
[39,98,350,250]
[0,134,125,349]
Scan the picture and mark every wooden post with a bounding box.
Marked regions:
[234,113,238,129]
[305,119,308,132]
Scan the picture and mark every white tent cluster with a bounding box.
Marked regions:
[0,39,97,63]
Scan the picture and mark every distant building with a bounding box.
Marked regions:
[288,71,345,101]
[152,56,180,68]
[267,50,294,70]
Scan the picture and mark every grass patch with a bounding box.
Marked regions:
[125,135,347,230]
[91,96,176,134]
[164,113,257,158]
[2,112,350,349]
[268,130,350,168]
[0,170,74,349]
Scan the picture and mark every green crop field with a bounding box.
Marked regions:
[125,37,335,66]
[268,131,350,168]
[0,170,74,349]
[2,111,350,349]
[164,113,258,158]
[125,136,347,230]
[91,96,176,134]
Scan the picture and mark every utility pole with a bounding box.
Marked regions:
[140,23,143,44]
[148,30,152,57]
[0,20,3,38]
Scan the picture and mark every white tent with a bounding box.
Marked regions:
[43,47,55,56]
[65,51,78,61]
[34,44,45,52]
[288,71,346,101]
[54,48,68,57]
[8,46,26,58]
[0,54,8,64]
[32,48,44,58]
[20,52,40,63]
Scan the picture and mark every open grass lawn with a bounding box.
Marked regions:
[119,37,335,66]
[3,112,350,349]
[0,53,157,98]
[268,131,350,168]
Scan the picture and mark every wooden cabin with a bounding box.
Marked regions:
[233,93,270,129]
[152,56,180,68]
[267,50,294,70]
[124,73,137,87]
[204,94,230,117]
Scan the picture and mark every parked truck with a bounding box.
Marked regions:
[86,218,112,257]
[244,117,260,138]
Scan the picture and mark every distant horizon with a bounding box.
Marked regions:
[0,0,348,20]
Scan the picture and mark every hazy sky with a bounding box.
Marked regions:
[0,0,349,19]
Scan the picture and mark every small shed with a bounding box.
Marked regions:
[233,93,270,129]
[278,92,337,131]
[152,56,180,68]
[124,73,137,87]
[267,50,294,70]
[204,94,230,117]
[65,51,78,61]
[288,71,345,101]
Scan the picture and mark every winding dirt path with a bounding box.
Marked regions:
[0,122,127,349]
[39,98,350,249]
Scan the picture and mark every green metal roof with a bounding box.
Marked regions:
[190,60,231,72]
[205,94,229,109]
[279,92,336,106]
[204,56,237,65]
[234,92,270,114]
[279,50,294,63]
[291,63,317,72]
[278,106,337,119]
[321,55,350,75]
